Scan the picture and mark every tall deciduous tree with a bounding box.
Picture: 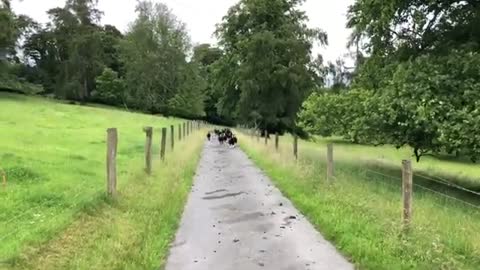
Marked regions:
[23,0,109,100]
[300,0,480,162]
[192,44,227,124]
[120,1,204,117]
[214,0,327,131]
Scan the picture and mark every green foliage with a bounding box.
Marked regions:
[120,1,205,117]
[0,0,15,56]
[298,88,379,143]
[300,0,480,162]
[21,0,118,100]
[167,63,206,118]
[92,68,125,106]
[214,0,327,130]
[381,51,480,161]
[299,51,480,162]
[192,44,227,124]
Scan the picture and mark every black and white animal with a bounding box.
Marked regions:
[218,133,226,144]
[228,135,238,147]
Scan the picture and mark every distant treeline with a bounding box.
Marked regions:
[0,0,330,130]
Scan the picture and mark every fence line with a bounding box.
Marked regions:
[240,129,480,227]
[0,121,208,248]
[414,173,480,197]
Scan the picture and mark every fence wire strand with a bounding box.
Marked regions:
[414,173,480,197]
[361,169,480,211]
[413,183,480,210]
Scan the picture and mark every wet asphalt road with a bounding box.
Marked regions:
[165,141,353,270]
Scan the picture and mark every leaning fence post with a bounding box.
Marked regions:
[170,125,175,150]
[106,128,118,197]
[143,127,153,175]
[161,127,167,161]
[275,132,279,151]
[402,160,413,229]
[327,143,334,182]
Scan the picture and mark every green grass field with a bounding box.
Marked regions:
[0,93,204,268]
[238,132,480,269]
[308,137,480,191]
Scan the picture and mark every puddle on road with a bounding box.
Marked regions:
[202,191,246,200]
[205,189,228,195]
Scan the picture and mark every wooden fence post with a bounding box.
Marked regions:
[275,132,279,151]
[106,128,117,197]
[161,127,167,161]
[178,124,182,141]
[170,125,175,150]
[264,130,268,145]
[183,123,186,138]
[292,134,298,160]
[402,160,413,228]
[143,127,153,175]
[327,143,334,182]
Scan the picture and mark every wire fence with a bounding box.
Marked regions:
[240,128,480,215]
[0,121,208,259]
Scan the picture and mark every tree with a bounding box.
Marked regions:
[347,0,480,90]
[120,1,205,117]
[92,67,125,106]
[312,0,480,162]
[0,1,43,94]
[167,62,206,118]
[22,0,106,100]
[326,58,353,91]
[0,0,15,59]
[298,88,380,143]
[192,44,227,124]
[214,0,328,132]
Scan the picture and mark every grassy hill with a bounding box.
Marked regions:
[0,93,204,268]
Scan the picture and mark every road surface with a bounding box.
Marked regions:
[165,141,353,270]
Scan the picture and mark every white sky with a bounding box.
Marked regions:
[12,0,354,64]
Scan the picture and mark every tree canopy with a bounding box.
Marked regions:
[214,0,327,131]
[299,0,480,162]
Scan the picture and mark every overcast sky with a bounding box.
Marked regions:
[12,0,354,64]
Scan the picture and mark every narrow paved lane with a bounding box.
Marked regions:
[165,141,353,270]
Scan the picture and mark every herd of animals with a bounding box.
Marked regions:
[207,128,238,148]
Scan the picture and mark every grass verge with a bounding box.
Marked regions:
[238,132,480,270]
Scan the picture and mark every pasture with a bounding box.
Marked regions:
[238,132,480,269]
[0,93,203,268]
